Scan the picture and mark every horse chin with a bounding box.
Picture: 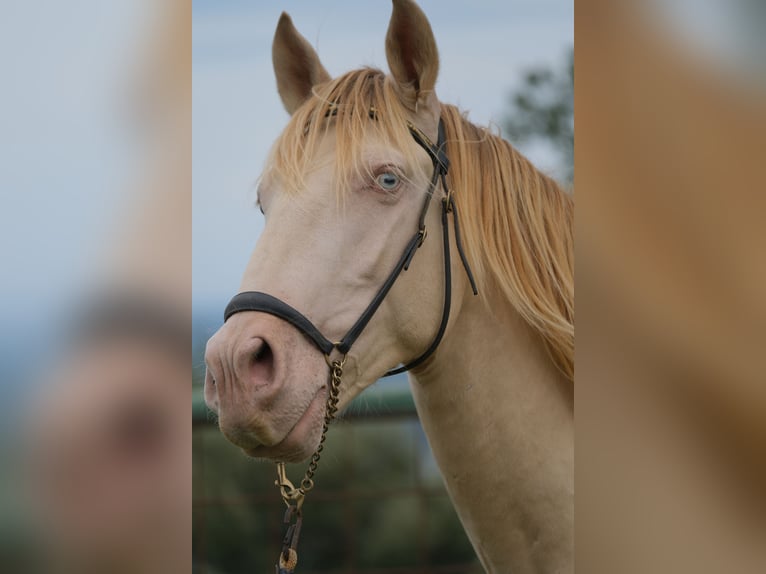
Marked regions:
[241,383,328,463]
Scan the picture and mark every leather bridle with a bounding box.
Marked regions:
[223,115,477,373]
[221,111,477,573]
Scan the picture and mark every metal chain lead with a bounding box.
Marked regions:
[274,355,346,574]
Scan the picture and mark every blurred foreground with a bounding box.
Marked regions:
[0,0,191,572]
[577,1,766,572]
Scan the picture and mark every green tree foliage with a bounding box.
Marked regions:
[504,48,574,184]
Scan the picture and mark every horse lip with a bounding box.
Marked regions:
[219,424,265,451]
[243,384,327,461]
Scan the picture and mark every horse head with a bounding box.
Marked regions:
[204,0,471,462]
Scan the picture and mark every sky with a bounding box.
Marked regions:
[192,0,573,313]
[0,0,158,415]
[0,0,152,333]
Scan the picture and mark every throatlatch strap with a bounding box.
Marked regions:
[384,198,453,376]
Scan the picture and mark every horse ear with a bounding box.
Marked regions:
[272,12,331,115]
[385,0,440,105]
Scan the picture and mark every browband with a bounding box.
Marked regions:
[224,115,477,376]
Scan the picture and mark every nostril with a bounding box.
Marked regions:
[253,339,272,363]
[248,338,275,387]
[204,368,219,412]
[206,366,216,385]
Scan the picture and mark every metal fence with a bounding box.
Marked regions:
[192,383,481,573]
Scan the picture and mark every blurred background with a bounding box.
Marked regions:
[192,0,571,572]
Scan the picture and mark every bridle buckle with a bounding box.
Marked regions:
[443,189,454,213]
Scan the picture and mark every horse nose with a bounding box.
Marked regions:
[203,323,284,448]
[203,325,278,414]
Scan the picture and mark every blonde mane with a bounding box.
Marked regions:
[266,68,574,381]
[440,105,574,381]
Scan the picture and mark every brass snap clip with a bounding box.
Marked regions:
[275,462,305,510]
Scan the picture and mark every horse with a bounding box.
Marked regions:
[204,1,573,572]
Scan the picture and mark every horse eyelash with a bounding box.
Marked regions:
[368,163,406,181]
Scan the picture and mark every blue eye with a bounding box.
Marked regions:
[375,172,400,191]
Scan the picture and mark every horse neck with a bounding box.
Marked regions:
[409,287,574,573]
